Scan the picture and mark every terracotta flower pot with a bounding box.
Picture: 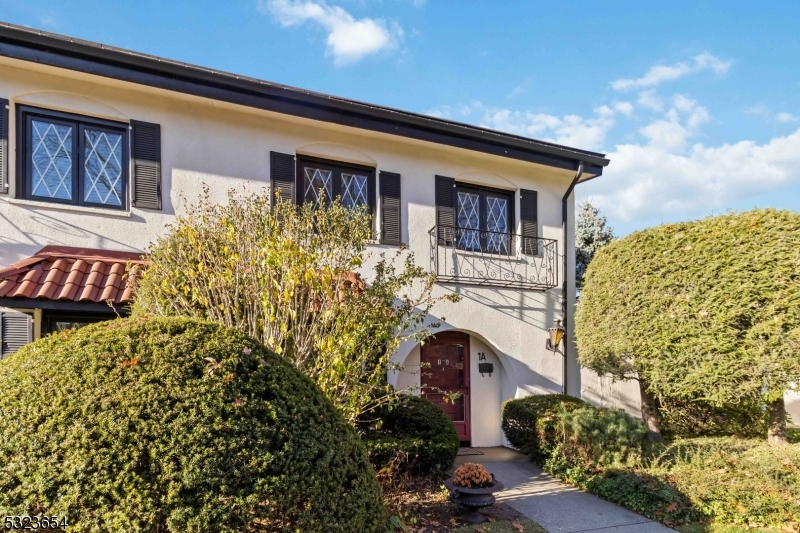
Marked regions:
[445,475,505,524]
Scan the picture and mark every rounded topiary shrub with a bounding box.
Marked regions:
[0,317,386,533]
[361,395,459,476]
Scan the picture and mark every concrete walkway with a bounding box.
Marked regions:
[455,447,674,533]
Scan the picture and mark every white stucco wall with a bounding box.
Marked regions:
[0,55,647,445]
[787,391,800,428]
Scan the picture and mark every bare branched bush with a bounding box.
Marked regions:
[133,186,459,423]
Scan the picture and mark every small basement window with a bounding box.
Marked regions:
[42,313,114,336]
[17,106,128,210]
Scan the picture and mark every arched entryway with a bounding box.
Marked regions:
[391,329,513,447]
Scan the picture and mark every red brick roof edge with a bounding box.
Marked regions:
[0,246,146,304]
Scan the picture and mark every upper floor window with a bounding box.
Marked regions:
[18,106,128,210]
[455,183,514,254]
[298,156,375,216]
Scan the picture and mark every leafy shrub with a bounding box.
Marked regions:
[361,395,459,476]
[0,317,386,533]
[559,406,648,466]
[650,438,800,527]
[501,394,586,462]
[134,187,458,424]
[502,394,646,466]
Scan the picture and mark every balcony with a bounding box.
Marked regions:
[428,225,559,290]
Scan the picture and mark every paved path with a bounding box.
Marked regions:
[455,447,673,533]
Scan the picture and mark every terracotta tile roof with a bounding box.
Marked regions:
[0,246,145,305]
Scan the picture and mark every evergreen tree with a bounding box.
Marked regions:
[576,201,615,289]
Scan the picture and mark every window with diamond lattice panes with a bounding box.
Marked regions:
[20,107,128,210]
[341,173,368,209]
[84,129,124,206]
[30,119,74,201]
[457,191,481,251]
[303,166,333,205]
[486,195,509,253]
[455,184,513,255]
[297,157,375,219]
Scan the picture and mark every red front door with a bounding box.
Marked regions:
[420,332,470,442]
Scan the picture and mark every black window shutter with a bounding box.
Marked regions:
[435,175,455,244]
[520,189,539,255]
[270,152,295,208]
[380,171,401,245]
[0,311,32,358]
[0,98,8,195]
[131,120,162,210]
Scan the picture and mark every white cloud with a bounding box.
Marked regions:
[776,112,798,123]
[611,52,732,91]
[424,101,617,151]
[259,0,402,65]
[480,108,615,151]
[424,102,479,119]
[583,127,800,224]
[637,89,664,112]
[745,104,769,117]
[613,101,634,116]
[635,95,710,151]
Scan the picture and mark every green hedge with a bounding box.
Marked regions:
[361,395,459,476]
[0,317,386,533]
[501,394,587,463]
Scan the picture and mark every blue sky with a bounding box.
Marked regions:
[3,0,799,236]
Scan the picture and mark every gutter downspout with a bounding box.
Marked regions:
[561,161,583,395]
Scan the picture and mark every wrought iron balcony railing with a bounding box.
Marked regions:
[429,225,558,290]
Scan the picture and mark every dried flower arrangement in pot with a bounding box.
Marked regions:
[453,463,494,489]
[445,462,504,524]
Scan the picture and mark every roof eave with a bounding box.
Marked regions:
[0,22,608,175]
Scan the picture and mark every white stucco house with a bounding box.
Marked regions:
[6,23,792,446]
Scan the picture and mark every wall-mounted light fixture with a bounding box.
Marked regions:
[546,319,565,352]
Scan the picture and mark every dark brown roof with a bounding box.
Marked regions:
[0,246,145,304]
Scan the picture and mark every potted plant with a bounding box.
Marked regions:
[445,462,504,524]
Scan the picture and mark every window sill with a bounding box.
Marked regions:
[8,198,132,218]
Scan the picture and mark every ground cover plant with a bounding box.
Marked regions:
[576,209,800,444]
[362,394,460,476]
[0,317,386,533]
[502,395,800,530]
[134,187,458,424]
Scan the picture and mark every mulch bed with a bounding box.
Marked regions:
[383,474,532,533]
